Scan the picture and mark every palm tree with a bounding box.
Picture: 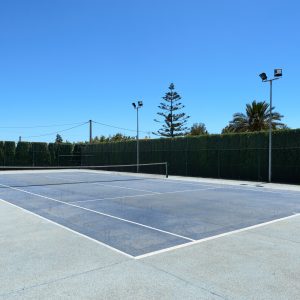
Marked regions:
[223,100,285,133]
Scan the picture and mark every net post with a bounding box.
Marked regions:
[165,162,168,178]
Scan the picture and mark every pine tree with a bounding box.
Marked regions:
[55,134,63,144]
[154,83,190,137]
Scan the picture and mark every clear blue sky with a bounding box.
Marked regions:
[0,0,299,142]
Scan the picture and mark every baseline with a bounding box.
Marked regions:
[135,213,300,259]
[76,170,300,196]
[145,178,300,197]
[0,198,133,258]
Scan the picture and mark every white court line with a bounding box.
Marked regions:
[0,183,194,242]
[70,187,220,204]
[145,178,300,197]
[0,198,134,259]
[43,174,160,195]
[134,213,300,259]
[68,171,300,197]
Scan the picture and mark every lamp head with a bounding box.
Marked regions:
[138,101,143,107]
[259,72,268,81]
[274,69,282,77]
[132,102,136,108]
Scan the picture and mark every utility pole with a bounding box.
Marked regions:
[89,120,92,143]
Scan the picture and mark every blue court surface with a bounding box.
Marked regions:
[0,169,300,257]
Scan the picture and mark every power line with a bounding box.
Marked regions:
[0,120,151,135]
[0,121,86,129]
[22,122,88,139]
[1,119,151,141]
[93,120,150,135]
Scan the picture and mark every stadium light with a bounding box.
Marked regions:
[259,69,282,182]
[259,72,268,81]
[274,69,282,77]
[132,101,143,172]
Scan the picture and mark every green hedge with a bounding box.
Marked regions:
[0,142,74,167]
[0,130,299,184]
[4,141,16,166]
[0,142,4,166]
[47,143,73,166]
[15,142,32,166]
[82,129,300,184]
[73,143,86,166]
[30,143,51,166]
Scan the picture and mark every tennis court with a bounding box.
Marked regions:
[1,167,299,258]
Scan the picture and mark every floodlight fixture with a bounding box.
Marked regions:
[138,101,143,107]
[259,72,268,81]
[132,102,136,108]
[274,69,282,77]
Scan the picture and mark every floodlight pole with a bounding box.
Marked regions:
[136,107,140,173]
[265,78,280,183]
[260,71,281,183]
[268,79,273,183]
[132,101,143,173]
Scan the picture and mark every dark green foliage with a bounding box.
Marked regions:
[4,141,16,166]
[15,142,32,166]
[72,143,86,165]
[73,143,83,155]
[30,143,51,166]
[56,143,74,166]
[0,142,4,166]
[154,83,190,137]
[83,129,300,184]
[0,129,299,184]
[92,134,134,143]
[271,129,300,183]
[83,140,136,166]
[48,143,57,165]
[47,142,73,166]
[189,123,208,136]
[92,136,109,143]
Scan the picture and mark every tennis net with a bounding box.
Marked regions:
[0,162,168,189]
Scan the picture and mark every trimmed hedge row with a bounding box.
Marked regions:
[0,142,75,166]
[1,129,299,184]
[82,129,300,184]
